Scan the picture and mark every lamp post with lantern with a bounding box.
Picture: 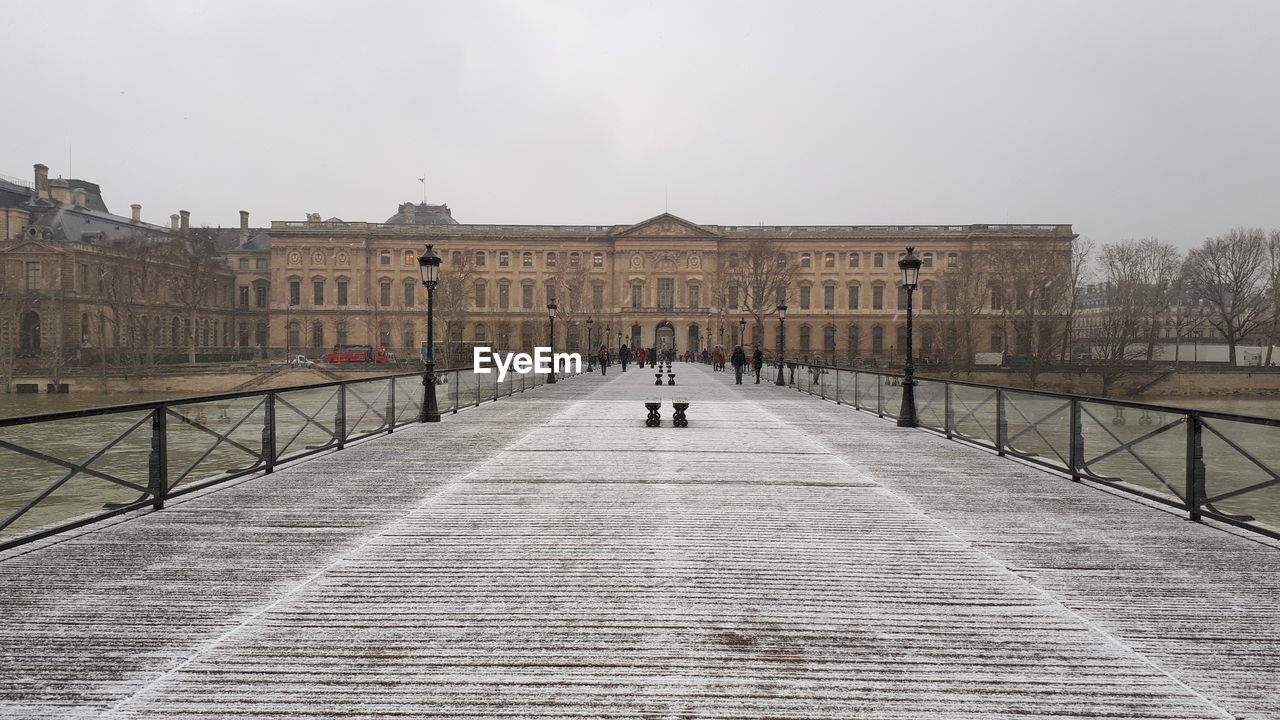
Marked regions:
[586,316,594,372]
[897,247,922,427]
[416,244,442,423]
[775,304,788,386]
[738,317,746,349]
[546,302,558,384]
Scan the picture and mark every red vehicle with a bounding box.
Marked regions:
[321,345,390,364]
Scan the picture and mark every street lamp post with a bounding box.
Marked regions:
[738,318,746,349]
[586,316,594,372]
[775,304,788,386]
[547,302,558,384]
[416,244,442,423]
[897,247,922,428]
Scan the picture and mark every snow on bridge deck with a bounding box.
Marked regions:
[1,364,1278,719]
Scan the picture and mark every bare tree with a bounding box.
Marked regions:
[1131,238,1184,363]
[434,253,477,365]
[928,252,996,374]
[1265,229,1280,366]
[0,289,40,393]
[165,226,226,364]
[986,243,1073,386]
[720,238,798,350]
[1089,241,1154,394]
[1059,237,1095,363]
[1183,228,1271,365]
[551,259,592,352]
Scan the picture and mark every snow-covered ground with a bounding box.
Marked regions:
[1,364,1275,719]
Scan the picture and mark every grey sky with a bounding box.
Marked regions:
[5,0,1278,248]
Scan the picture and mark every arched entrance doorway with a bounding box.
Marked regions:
[687,324,701,354]
[655,320,675,354]
[18,311,40,353]
[630,323,642,348]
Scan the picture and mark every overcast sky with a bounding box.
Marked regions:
[5,0,1278,248]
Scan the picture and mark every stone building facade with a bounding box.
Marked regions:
[268,206,1076,365]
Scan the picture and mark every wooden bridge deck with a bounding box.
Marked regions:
[1,364,1278,719]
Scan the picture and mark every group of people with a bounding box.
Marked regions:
[598,342,763,384]
[613,344,677,373]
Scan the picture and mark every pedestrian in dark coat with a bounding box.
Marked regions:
[598,345,609,376]
[731,346,747,385]
[752,345,764,384]
[619,343,630,371]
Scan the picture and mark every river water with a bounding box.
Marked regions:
[2,376,1278,546]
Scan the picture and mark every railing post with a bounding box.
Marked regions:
[944,382,954,439]
[477,375,482,407]
[262,393,276,474]
[336,384,347,450]
[854,372,861,409]
[148,407,168,510]
[386,378,396,433]
[1069,398,1085,481]
[453,370,460,413]
[995,388,1007,456]
[876,374,884,417]
[1186,413,1204,521]
[834,369,840,404]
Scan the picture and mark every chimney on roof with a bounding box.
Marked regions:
[33,164,49,198]
[49,180,70,205]
[179,210,190,231]
[72,188,88,208]
[131,204,141,223]
[170,213,180,231]
[403,203,417,223]
[239,210,250,246]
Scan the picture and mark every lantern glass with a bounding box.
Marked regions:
[547,302,557,318]
[417,244,441,287]
[777,304,788,320]
[898,247,922,289]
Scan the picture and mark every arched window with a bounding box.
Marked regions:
[521,322,535,351]
[497,323,511,349]
[546,252,557,268]
[402,323,415,350]
[379,280,392,307]
[848,252,860,268]
[823,253,835,268]
[923,252,934,268]
[474,280,487,308]
[848,283,860,310]
[847,325,860,359]
[871,325,884,354]
[823,326,836,354]
[404,280,415,307]
[799,325,811,352]
[800,253,812,269]
[379,323,392,347]
[474,251,486,267]
[569,252,580,267]
[311,321,324,349]
[475,324,487,342]
[498,251,510,267]
[522,252,533,267]
[897,325,909,357]
[451,251,463,267]
[874,253,885,268]
[336,322,348,346]
[592,252,604,269]
[921,283,934,310]
[630,323,642,346]
[947,252,959,268]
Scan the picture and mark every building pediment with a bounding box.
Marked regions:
[613,213,718,239]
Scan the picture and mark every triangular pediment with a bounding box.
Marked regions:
[613,213,718,239]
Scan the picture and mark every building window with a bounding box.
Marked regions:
[255,321,267,347]
[823,253,835,269]
[631,284,642,309]
[823,326,836,355]
[848,285,860,310]
[238,286,249,308]
[872,284,883,310]
[593,252,604,269]
[499,251,509,267]
[311,321,324,349]
[475,324,487,342]
[873,253,884,268]
[403,323,415,349]
[313,280,324,306]
[923,252,934,268]
[499,284,510,309]
[776,286,787,306]
[522,252,533,267]
[545,284,556,304]
[380,281,391,307]
[897,284,907,309]
[337,322,348,346]
[546,252,557,268]
[569,252,580,268]
[991,331,1004,353]
[946,284,957,311]
[800,253,812,269]
[403,250,415,266]
[475,281,487,308]
[255,285,268,308]
[238,258,249,270]
[287,322,300,349]
[379,251,391,266]
[475,251,486,267]
[921,284,933,310]
[799,325,811,352]
[947,252,958,268]
[592,285,603,310]
[404,280,415,307]
[799,286,811,310]
[848,326,860,357]
[848,253,860,268]
[289,280,300,306]
[451,251,463,267]
[872,326,884,354]
[522,284,533,309]
[379,323,392,347]
[521,323,535,350]
[256,258,267,270]
[823,285,835,310]
[24,262,41,290]
[657,278,674,309]
[688,285,699,309]
[336,281,347,306]
[991,285,1004,310]
[728,286,739,309]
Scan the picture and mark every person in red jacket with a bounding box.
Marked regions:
[636,347,647,367]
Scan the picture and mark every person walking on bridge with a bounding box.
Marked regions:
[731,345,747,385]
[598,345,609,376]
[619,343,630,371]
[752,345,764,384]
[636,347,646,368]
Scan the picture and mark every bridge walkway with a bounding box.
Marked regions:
[1,363,1277,719]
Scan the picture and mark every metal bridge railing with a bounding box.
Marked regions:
[0,366,578,551]
[770,360,1280,541]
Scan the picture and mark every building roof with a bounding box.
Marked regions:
[212,228,273,253]
[384,202,458,225]
[24,204,170,245]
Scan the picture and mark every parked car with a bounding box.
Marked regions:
[288,355,315,367]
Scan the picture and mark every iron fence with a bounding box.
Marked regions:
[0,365,576,551]
[771,360,1280,541]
